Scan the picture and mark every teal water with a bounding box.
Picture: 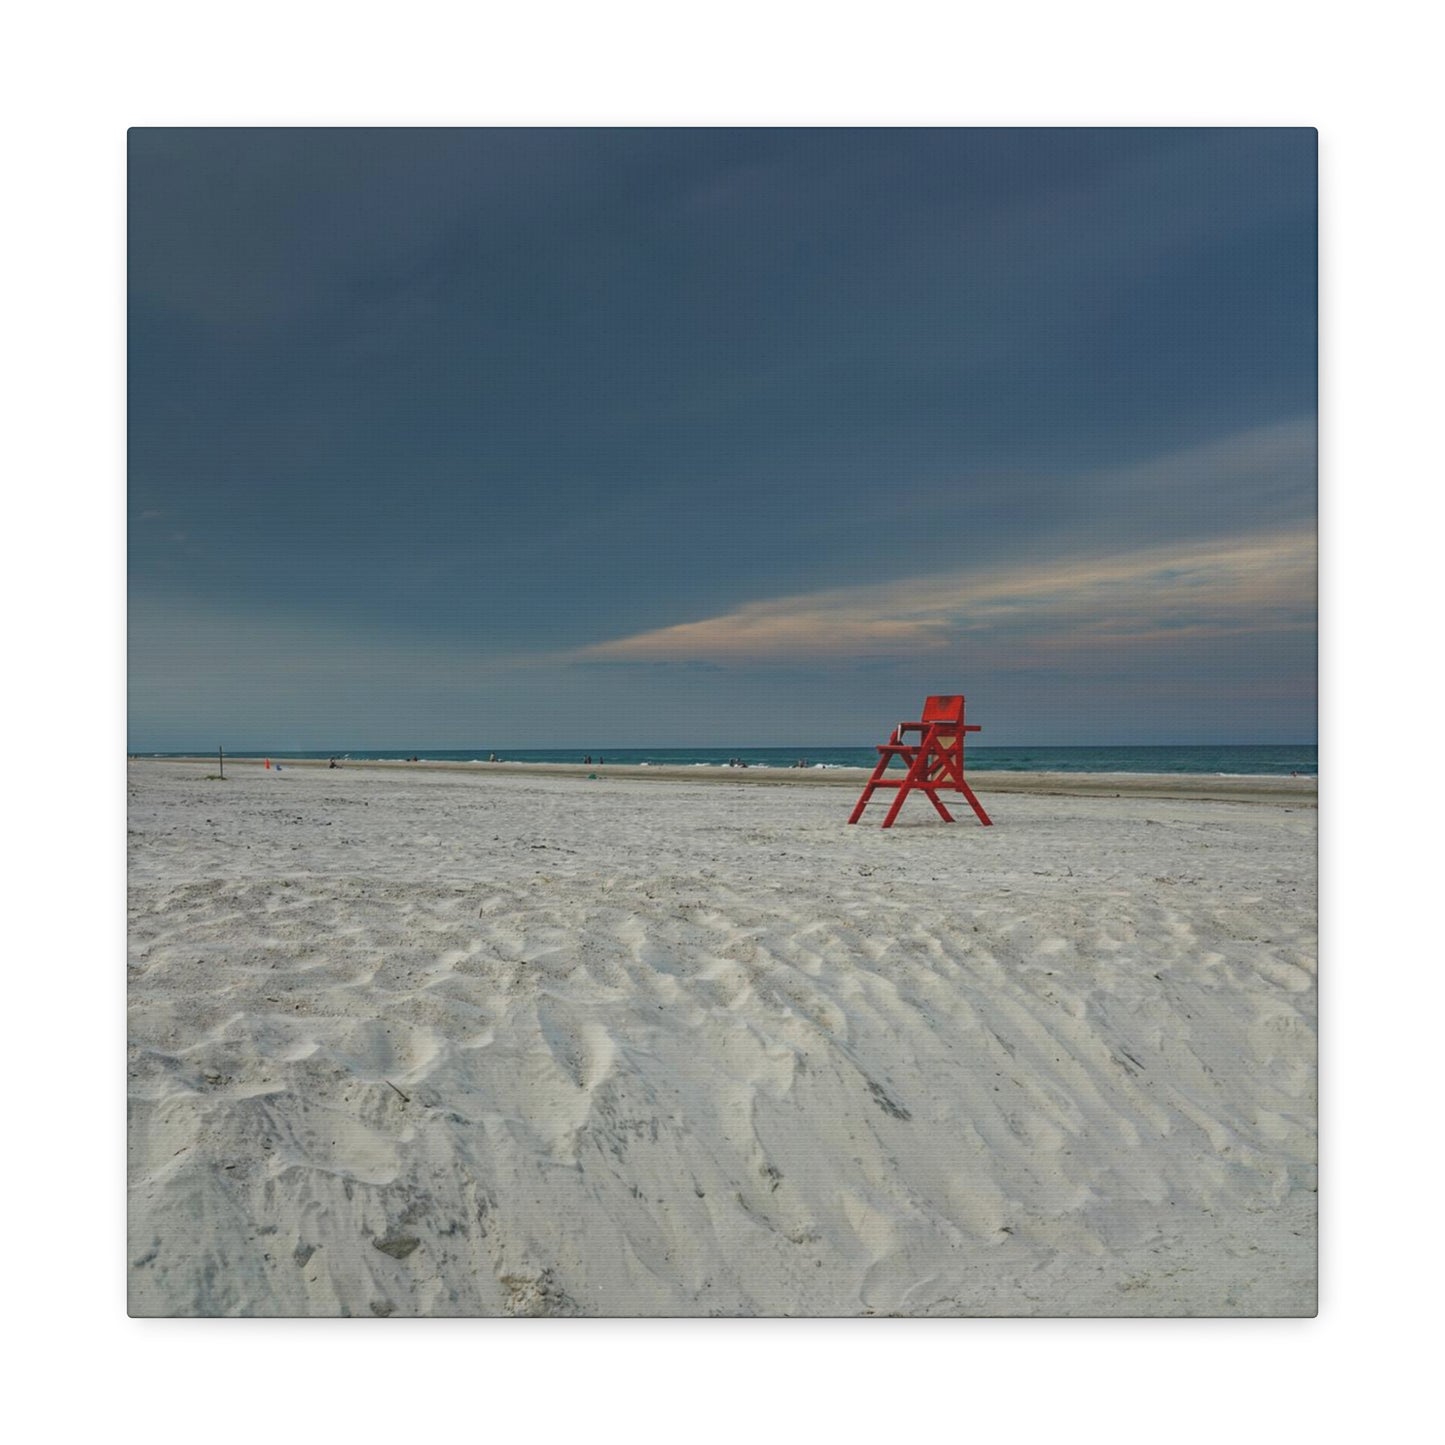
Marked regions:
[146,744,1317,776]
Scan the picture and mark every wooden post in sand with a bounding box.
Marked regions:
[218,744,224,779]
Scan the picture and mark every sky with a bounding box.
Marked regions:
[128,128,1316,750]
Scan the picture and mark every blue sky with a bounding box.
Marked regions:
[128,128,1315,749]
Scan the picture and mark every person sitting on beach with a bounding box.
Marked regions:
[328,757,339,768]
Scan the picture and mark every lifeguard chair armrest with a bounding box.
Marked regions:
[895,721,983,732]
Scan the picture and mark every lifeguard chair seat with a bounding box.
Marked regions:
[848,694,993,828]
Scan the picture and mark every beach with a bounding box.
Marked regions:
[127,758,1317,1316]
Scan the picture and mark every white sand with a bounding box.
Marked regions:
[127,759,1316,1316]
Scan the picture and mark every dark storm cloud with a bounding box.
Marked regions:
[128,128,1315,746]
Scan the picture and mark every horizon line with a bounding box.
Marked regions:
[130,740,1320,753]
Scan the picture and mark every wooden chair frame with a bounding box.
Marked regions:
[848,694,993,828]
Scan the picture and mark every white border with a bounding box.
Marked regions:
[6,1,1438,1438]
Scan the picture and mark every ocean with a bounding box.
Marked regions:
[146,744,1317,776]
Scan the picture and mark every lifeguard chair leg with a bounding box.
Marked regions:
[848,751,894,824]
[880,787,910,828]
[880,727,939,827]
[924,788,954,823]
[847,787,875,825]
[957,778,993,826]
[920,738,957,821]
[883,777,954,827]
[849,730,919,823]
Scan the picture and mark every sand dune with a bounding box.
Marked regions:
[127,760,1316,1316]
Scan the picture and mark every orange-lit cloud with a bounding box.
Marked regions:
[572,528,1316,666]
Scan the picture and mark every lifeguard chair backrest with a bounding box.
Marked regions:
[921,695,966,725]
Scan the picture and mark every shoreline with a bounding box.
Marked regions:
[133,754,1316,804]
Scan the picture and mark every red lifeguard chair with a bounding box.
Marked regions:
[848,694,993,829]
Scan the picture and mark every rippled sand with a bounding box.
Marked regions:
[127,760,1316,1316]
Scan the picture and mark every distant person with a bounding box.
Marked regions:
[329,757,339,768]
[584,755,592,765]
[598,756,604,766]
